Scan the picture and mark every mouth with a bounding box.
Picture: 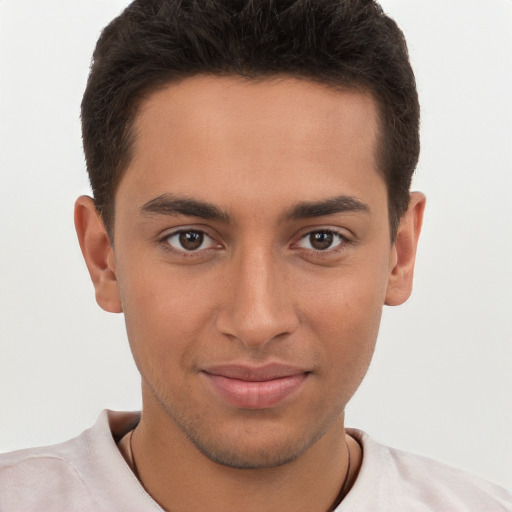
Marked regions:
[201,364,310,409]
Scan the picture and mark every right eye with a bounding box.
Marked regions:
[164,230,218,253]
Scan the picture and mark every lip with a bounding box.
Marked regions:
[201,364,309,409]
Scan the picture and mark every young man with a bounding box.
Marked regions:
[1,1,510,511]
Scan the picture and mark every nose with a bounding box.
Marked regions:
[215,246,299,349]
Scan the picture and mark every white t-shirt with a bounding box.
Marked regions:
[1,410,510,511]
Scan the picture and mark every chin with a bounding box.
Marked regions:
[188,428,320,469]
[170,407,337,470]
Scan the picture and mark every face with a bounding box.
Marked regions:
[81,76,416,469]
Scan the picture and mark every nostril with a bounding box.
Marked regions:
[215,300,299,349]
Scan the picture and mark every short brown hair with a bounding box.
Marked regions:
[81,0,419,239]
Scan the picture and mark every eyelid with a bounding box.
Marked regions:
[158,225,224,255]
[158,223,219,241]
[291,227,352,253]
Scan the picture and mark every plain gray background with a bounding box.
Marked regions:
[1,0,511,490]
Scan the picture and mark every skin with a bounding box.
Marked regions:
[75,75,425,512]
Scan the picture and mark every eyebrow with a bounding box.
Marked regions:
[286,195,370,219]
[140,194,230,222]
[140,193,369,223]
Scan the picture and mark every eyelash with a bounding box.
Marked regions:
[159,229,222,258]
[292,229,352,257]
[158,227,351,257]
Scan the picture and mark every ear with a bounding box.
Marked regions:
[74,196,123,313]
[385,192,426,306]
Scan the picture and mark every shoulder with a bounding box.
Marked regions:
[0,435,102,511]
[341,429,512,512]
[0,410,147,512]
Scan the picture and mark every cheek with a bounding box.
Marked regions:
[298,261,388,383]
[300,255,388,329]
[117,263,218,370]
[311,286,382,365]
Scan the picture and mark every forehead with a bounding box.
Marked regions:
[118,75,385,219]
[133,75,378,162]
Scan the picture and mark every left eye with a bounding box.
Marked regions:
[296,230,345,251]
[165,230,217,252]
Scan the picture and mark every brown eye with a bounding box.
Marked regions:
[309,232,334,250]
[179,231,204,250]
[296,230,345,252]
[165,230,217,252]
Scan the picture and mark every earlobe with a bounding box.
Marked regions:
[385,192,426,306]
[74,196,123,313]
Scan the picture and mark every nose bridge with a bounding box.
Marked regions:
[216,241,298,347]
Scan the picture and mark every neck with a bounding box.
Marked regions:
[127,402,360,512]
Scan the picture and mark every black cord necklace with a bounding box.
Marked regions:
[329,435,352,510]
[129,428,141,481]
